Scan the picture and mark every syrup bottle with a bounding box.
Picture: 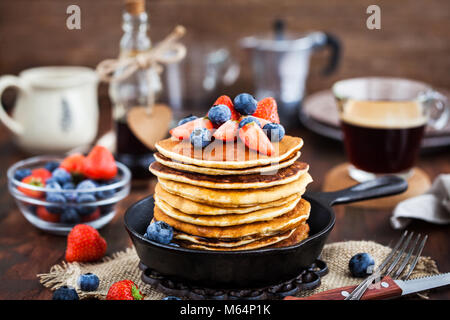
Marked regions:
[109,0,161,179]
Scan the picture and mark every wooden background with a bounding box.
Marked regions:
[0,0,449,105]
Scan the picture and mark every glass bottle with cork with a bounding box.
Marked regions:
[109,0,161,179]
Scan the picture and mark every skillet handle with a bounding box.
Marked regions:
[314,176,408,206]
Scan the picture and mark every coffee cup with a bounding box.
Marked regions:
[332,77,449,182]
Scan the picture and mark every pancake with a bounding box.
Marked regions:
[173,230,272,248]
[155,183,302,215]
[154,194,301,226]
[153,151,301,176]
[155,135,303,169]
[176,229,296,251]
[157,172,313,206]
[150,161,309,189]
[268,223,310,248]
[153,198,311,239]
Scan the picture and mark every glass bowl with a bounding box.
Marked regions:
[7,155,131,235]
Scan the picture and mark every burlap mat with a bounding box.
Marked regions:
[37,241,439,300]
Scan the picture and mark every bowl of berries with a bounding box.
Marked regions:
[7,146,131,235]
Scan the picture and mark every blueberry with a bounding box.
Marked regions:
[14,169,32,181]
[45,192,66,214]
[52,286,79,300]
[238,116,261,128]
[51,168,72,184]
[349,253,375,278]
[234,93,257,115]
[61,207,81,224]
[44,162,60,172]
[45,177,58,185]
[76,194,97,216]
[208,104,231,125]
[144,221,174,244]
[46,181,62,190]
[178,115,198,126]
[77,273,100,292]
[27,205,37,215]
[62,182,77,202]
[190,127,212,149]
[95,183,115,200]
[46,192,66,203]
[77,180,97,196]
[163,296,181,300]
[263,123,285,142]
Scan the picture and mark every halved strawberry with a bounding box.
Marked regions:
[239,122,275,156]
[214,95,240,120]
[169,117,213,140]
[253,97,280,124]
[213,120,239,142]
[31,168,52,182]
[18,175,45,198]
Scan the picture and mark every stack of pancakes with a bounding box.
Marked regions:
[149,135,313,251]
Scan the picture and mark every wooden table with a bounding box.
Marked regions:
[0,111,449,300]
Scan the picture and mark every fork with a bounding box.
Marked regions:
[345,230,428,300]
[285,230,428,300]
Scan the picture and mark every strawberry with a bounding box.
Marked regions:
[82,146,117,180]
[239,122,275,156]
[169,117,213,140]
[106,280,143,300]
[31,168,52,182]
[60,153,85,175]
[213,120,239,142]
[214,95,240,120]
[18,175,45,198]
[65,224,107,262]
[253,117,271,128]
[253,97,280,124]
[80,208,101,222]
[36,206,60,223]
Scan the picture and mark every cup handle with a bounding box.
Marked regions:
[309,32,341,75]
[419,89,449,130]
[0,75,28,135]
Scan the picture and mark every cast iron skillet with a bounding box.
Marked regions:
[124,176,407,289]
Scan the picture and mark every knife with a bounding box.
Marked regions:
[284,273,450,300]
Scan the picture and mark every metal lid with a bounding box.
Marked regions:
[240,19,326,52]
[240,31,327,52]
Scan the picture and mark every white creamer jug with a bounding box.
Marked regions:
[0,66,99,154]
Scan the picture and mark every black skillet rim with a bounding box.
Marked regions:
[124,193,335,255]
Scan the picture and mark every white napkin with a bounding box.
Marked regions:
[391,174,450,229]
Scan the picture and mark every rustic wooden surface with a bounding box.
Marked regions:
[0,101,449,300]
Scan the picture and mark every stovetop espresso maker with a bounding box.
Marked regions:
[241,20,340,128]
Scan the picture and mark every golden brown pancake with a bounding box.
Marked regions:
[153,151,301,176]
[153,198,311,239]
[149,161,309,189]
[155,135,303,169]
[269,223,310,248]
[154,183,303,215]
[154,194,301,226]
[157,172,313,206]
[176,229,297,251]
